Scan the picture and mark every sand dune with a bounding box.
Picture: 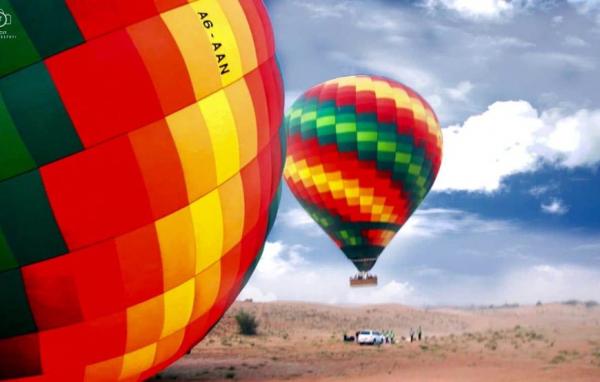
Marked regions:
[151,301,600,381]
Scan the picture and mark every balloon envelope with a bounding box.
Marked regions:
[284,75,442,272]
[0,0,284,380]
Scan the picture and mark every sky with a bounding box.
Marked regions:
[240,0,600,306]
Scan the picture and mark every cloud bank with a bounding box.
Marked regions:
[242,209,600,306]
[434,101,600,192]
[423,0,518,20]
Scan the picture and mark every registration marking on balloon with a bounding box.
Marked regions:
[191,0,246,83]
[198,11,231,75]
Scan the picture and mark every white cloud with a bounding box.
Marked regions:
[293,0,354,18]
[529,183,558,197]
[563,35,589,47]
[328,49,438,93]
[433,101,600,192]
[499,264,600,303]
[445,81,474,102]
[246,208,600,305]
[343,52,436,90]
[434,101,543,192]
[278,208,324,237]
[345,280,415,304]
[355,12,402,32]
[423,0,516,19]
[238,285,277,302]
[425,0,600,20]
[524,52,596,71]
[389,208,600,305]
[541,198,569,215]
[254,241,308,280]
[414,267,446,277]
[278,208,314,228]
[493,36,536,48]
[328,50,458,120]
[567,0,600,13]
[468,35,536,50]
[529,186,547,197]
[399,208,510,238]
[543,109,600,168]
[241,240,420,304]
[403,264,600,306]
[241,239,600,306]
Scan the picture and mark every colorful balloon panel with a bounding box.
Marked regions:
[0,0,284,380]
[284,76,442,272]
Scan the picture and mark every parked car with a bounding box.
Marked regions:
[357,330,385,345]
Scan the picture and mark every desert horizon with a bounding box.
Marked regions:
[152,300,600,381]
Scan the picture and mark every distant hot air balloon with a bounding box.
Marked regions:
[0,0,283,380]
[284,75,442,287]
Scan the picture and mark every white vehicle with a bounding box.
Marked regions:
[357,330,385,345]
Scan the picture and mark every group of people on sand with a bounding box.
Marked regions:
[343,326,423,344]
[379,330,396,344]
[408,326,423,342]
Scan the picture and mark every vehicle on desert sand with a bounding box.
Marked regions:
[357,330,385,345]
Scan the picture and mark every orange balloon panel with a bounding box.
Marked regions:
[0,0,284,380]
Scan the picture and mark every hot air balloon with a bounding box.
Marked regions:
[284,75,442,287]
[0,0,284,380]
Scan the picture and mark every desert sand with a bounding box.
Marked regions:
[150,301,600,381]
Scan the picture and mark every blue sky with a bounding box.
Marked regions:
[240,0,600,305]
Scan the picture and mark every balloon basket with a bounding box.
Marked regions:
[349,273,378,287]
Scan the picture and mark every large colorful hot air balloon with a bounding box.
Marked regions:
[0,0,284,380]
[284,75,442,287]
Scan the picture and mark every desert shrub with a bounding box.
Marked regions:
[585,300,599,308]
[536,301,543,306]
[235,310,258,335]
[551,350,579,364]
[562,299,579,306]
